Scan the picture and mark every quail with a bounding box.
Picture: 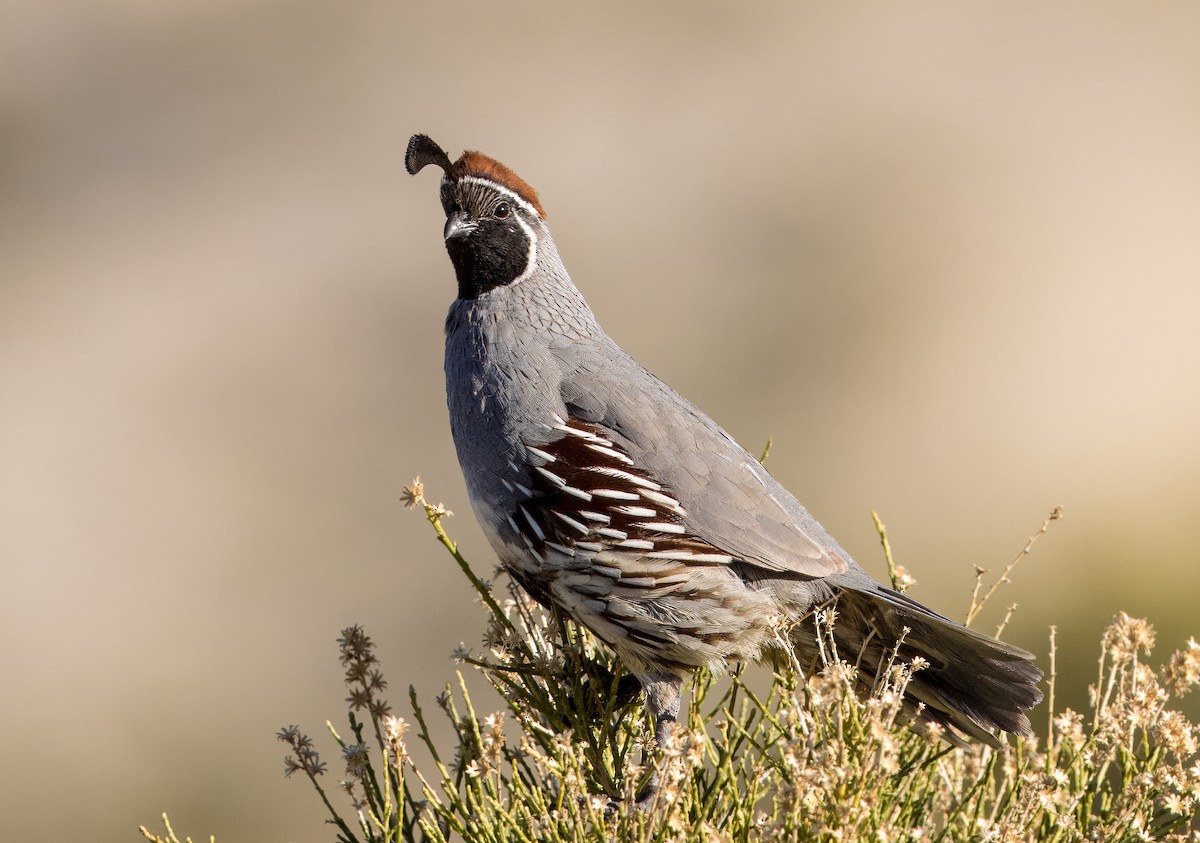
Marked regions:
[405,134,1042,796]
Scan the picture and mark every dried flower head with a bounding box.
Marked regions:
[277,725,327,778]
[1162,638,1200,696]
[891,564,917,592]
[1104,612,1156,660]
[342,742,369,778]
[401,476,425,509]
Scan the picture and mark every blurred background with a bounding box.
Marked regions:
[3,1,1199,839]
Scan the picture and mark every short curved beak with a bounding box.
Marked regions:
[443,212,476,241]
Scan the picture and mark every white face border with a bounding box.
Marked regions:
[452,175,541,288]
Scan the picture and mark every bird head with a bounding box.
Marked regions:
[406,134,547,300]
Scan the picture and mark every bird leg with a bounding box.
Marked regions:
[614,672,644,707]
[634,674,682,807]
[579,666,646,711]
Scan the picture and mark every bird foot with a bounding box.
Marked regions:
[633,776,660,810]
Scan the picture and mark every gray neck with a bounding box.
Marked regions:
[445,233,599,342]
[442,230,614,536]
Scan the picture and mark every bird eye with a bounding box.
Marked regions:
[494,202,511,218]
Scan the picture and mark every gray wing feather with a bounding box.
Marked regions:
[560,348,849,579]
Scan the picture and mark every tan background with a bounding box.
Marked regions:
[3,2,1199,840]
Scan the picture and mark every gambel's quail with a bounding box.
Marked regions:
[406,134,1042,792]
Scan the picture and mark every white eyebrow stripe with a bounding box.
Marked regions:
[456,176,540,217]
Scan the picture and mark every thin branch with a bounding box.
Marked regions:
[966,506,1062,626]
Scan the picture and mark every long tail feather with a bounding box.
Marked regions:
[790,585,1043,745]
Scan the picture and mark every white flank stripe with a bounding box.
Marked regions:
[590,466,661,490]
[554,423,612,446]
[617,539,655,550]
[617,576,657,588]
[513,481,533,498]
[576,541,604,552]
[544,541,575,556]
[596,527,628,540]
[594,565,622,578]
[640,489,682,510]
[690,553,733,563]
[520,507,545,541]
[592,488,640,501]
[640,522,687,535]
[585,442,634,465]
[506,515,521,536]
[646,550,733,564]
[560,485,592,501]
[580,510,611,523]
[552,511,589,534]
[526,446,556,463]
[554,422,594,440]
[534,465,566,487]
[653,573,692,586]
[615,505,657,518]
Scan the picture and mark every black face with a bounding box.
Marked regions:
[442,180,536,300]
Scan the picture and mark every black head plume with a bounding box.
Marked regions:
[405,134,453,177]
